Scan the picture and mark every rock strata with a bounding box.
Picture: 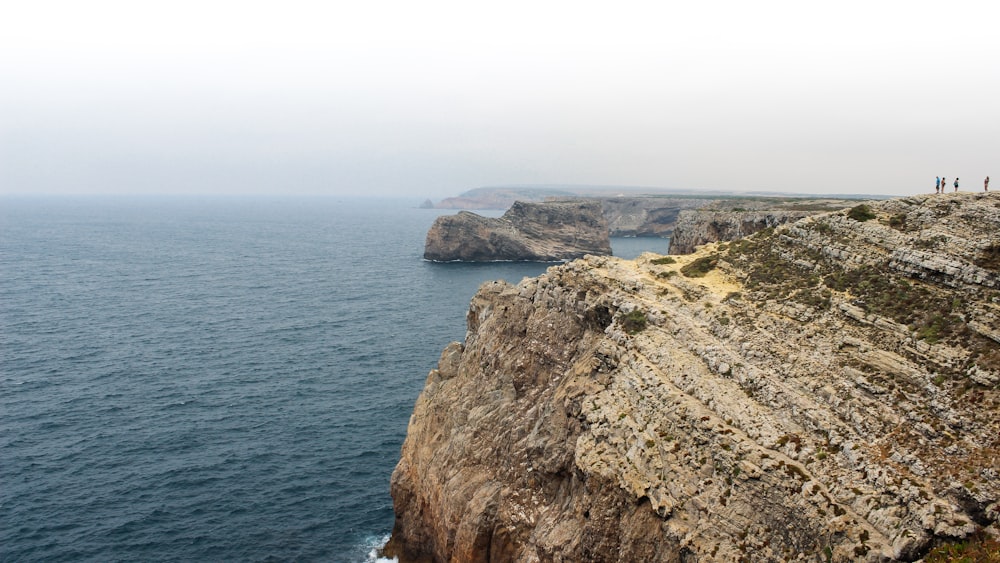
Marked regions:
[592,197,711,238]
[424,200,612,262]
[391,193,999,562]
[668,210,816,254]
[668,199,863,254]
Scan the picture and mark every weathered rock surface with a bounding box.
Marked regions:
[424,200,612,262]
[435,191,711,237]
[668,199,863,254]
[592,197,711,238]
[391,192,999,562]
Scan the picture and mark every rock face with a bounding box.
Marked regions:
[593,197,711,238]
[389,193,1000,562]
[668,210,816,254]
[667,199,864,254]
[423,200,612,262]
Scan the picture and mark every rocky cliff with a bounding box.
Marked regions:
[434,192,711,237]
[390,193,999,562]
[592,197,711,238]
[424,200,612,262]
[667,199,864,254]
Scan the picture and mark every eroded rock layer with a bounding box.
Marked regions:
[592,197,711,238]
[424,200,612,262]
[390,193,1000,562]
[667,199,863,255]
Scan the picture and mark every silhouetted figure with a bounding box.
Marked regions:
[986,176,990,192]
[936,176,941,193]
[955,178,960,192]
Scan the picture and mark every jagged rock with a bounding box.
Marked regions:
[391,193,1000,562]
[423,200,612,262]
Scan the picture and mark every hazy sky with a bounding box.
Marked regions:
[2,1,997,198]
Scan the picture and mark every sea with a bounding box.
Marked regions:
[0,196,669,562]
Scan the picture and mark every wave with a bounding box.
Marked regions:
[362,533,396,563]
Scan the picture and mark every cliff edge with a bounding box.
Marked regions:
[424,200,612,262]
[391,193,1000,562]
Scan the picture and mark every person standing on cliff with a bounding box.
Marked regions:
[986,176,990,192]
[955,178,960,192]
[936,176,941,193]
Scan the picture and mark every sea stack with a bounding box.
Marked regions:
[389,193,1000,561]
[423,200,612,262]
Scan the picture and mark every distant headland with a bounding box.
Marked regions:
[424,200,612,262]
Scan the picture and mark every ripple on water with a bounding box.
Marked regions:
[1,198,666,561]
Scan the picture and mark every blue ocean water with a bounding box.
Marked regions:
[0,197,667,562]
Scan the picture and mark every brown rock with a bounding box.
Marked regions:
[392,193,1000,562]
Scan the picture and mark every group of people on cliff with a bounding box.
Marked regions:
[935,176,989,193]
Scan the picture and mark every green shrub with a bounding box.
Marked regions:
[925,532,1000,562]
[847,204,876,222]
[812,221,834,235]
[621,310,648,334]
[650,256,677,265]
[681,255,719,278]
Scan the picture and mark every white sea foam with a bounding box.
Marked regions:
[362,534,396,563]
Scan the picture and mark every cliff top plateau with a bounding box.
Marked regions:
[431,186,880,211]
[390,192,1000,562]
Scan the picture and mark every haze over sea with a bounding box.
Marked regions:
[1,197,665,562]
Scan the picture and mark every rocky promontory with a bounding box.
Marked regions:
[434,187,577,210]
[389,193,1000,561]
[423,200,612,262]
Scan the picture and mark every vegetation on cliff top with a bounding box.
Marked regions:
[650,256,676,265]
[720,212,1000,388]
[680,255,719,278]
[847,204,877,222]
[621,309,648,334]
[925,533,1000,562]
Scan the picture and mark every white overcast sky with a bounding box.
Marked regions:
[1,0,997,198]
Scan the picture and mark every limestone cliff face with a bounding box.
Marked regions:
[668,210,817,254]
[667,199,864,254]
[391,193,1000,562]
[595,197,711,238]
[424,201,612,262]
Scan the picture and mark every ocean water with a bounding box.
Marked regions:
[0,197,667,562]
